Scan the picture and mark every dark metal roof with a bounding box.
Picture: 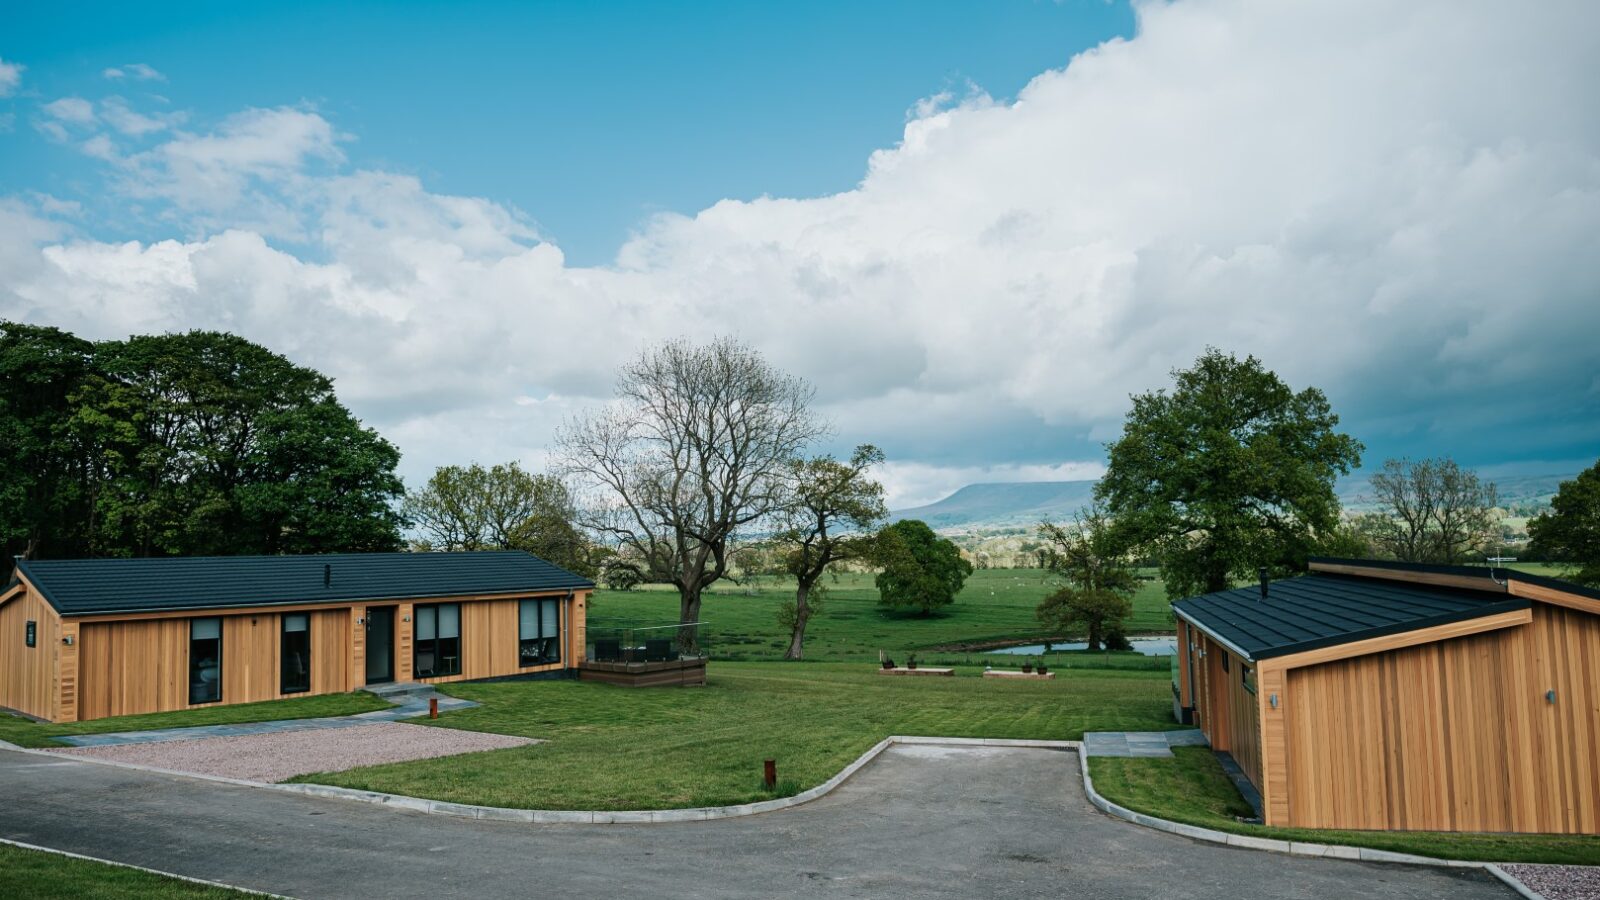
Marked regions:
[16,551,593,617]
[1172,571,1529,662]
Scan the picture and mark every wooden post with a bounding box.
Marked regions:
[764,758,777,789]
[430,696,439,719]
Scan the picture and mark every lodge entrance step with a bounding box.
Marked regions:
[363,682,436,701]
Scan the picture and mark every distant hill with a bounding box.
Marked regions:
[891,468,1577,531]
[890,481,1099,529]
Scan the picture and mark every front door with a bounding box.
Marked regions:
[366,606,395,685]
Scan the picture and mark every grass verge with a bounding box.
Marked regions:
[1090,747,1600,865]
[0,691,390,749]
[298,660,1177,810]
[0,842,244,898]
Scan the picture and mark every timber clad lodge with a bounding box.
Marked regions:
[1174,557,1600,835]
[0,551,592,722]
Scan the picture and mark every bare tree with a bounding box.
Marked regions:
[555,338,825,646]
[1362,458,1499,564]
[773,445,888,660]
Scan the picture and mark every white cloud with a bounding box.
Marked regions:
[103,63,165,82]
[99,96,184,136]
[0,57,21,97]
[2,0,1599,499]
[42,97,95,125]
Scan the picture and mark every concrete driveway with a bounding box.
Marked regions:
[0,743,1515,899]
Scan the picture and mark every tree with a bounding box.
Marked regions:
[0,322,96,576]
[556,338,825,646]
[874,519,973,616]
[3,326,405,565]
[1096,348,1362,598]
[773,445,888,660]
[403,462,595,577]
[1035,505,1137,650]
[1361,457,1499,564]
[1528,460,1600,587]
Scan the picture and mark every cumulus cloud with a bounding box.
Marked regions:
[42,96,96,125]
[3,0,1599,505]
[0,57,21,97]
[102,63,165,82]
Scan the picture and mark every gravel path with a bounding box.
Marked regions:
[1501,864,1600,900]
[50,722,536,783]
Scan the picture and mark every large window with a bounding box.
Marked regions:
[519,598,561,666]
[189,617,222,704]
[281,614,311,694]
[414,603,461,678]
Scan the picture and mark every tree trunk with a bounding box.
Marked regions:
[677,585,703,654]
[1087,621,1103,652]
[784,580,814,660]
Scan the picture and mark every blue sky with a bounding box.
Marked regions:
[5,0,1133,265]
[1,1,1597,507]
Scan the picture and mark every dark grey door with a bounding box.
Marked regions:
[366,607,395,684]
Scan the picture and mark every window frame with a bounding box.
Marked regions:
[25,619,36,648]
[518,597,562,667]
[280,613,312,694]
[189,617,223,705]
[1242,664,1256,695]
[413,603,463,678]
[1221,651,1230,674]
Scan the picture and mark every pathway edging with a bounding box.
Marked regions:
[0,732,1550,896]
[1073,752,1545,899]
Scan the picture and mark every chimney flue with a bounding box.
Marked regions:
[324,563,332,588]
[1259,567,1269,601]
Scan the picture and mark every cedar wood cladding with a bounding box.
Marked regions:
[1174,558,1600,834]
[1,552,592,722]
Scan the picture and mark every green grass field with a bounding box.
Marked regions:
[0,843,242,898]
[0,691,389,749]
[300,661,1176,809]
[1090,748,1600,865]
[589,566,1175,662]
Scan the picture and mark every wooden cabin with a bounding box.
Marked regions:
[1173,557,1600,834]
[0,551,591,723]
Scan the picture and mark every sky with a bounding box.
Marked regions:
[1,0,1598,508]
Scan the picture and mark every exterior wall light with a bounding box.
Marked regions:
[1547,689,1557,704]
[62,634,75,646]
[1269,693,1279,709]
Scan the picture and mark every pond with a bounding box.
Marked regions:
[986,637,1177,657]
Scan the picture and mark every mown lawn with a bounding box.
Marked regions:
[0,691,389,749]
[0,843,242,898]
[299,661,1177,809]
[1091,747,1600,865]
[590,567,1175,662]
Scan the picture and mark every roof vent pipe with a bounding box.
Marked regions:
[1259,567,1269,602]
[324,563,332,588]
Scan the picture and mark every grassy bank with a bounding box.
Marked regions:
[300,660,1176,809]
[0,691,389,749]
[1090,747,1600,865]
[590,567,1174,661]
[0,843,243,898]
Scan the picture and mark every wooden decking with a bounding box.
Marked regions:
[578,657,707,687]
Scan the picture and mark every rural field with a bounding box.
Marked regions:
[588,566,1175,663]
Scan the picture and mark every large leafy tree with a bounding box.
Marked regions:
[0,322,97,575]
[1528,460,1600,587]
[1,324,404,568]
[1035,504,1137,651]
[403,461,596,577]
[773,445,888,660]
[1097,348,1363,598]
[874,519,973,617]
[556,338,825,645]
